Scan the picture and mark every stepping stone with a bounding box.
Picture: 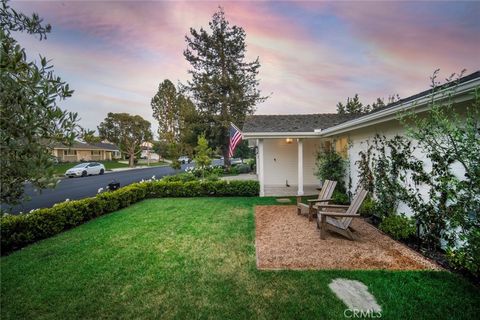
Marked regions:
[276,198,291,203]
[329,278,382,313]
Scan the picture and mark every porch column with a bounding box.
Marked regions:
[297,138,304,196]
[255,139,260,175]
[258,139,265,196]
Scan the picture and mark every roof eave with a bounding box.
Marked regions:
[321,78,479,137]
[243,132,321,139]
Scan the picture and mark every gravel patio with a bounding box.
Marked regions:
[255,205,441,270]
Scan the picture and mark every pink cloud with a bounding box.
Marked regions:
[11,0,480,128]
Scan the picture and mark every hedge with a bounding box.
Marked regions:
[1,180,259,254]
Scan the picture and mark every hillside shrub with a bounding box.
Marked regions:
[1,180,259,254]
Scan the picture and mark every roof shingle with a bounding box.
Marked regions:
[243,70,480,134]
[242,113,359,133]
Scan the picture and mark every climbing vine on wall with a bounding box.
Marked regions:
[356,70,480,275]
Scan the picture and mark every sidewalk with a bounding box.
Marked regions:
[108,164,169,173]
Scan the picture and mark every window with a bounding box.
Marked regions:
[63,149,77,156]
[91,150,101,155]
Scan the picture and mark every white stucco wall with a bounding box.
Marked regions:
[340,120,418,216]
[262,138,322,187]
[339,107,469,217]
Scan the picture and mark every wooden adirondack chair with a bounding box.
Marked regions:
[296,180,337,221]
[315,187,368,240]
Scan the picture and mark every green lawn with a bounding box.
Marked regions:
[1,198,479,319]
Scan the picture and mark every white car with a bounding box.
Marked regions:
[230,158,242,165]
[65,162,105,178]
[178,156,191,164]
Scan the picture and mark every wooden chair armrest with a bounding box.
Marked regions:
[307,198,332,203]
[314,204,350,208]
[319,212,362,218]
[296,195,320,203]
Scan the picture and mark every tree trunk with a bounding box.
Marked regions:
[128,153,135,167]
[222,147,231,168]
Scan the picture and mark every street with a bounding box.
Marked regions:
[2,159,229,214]
[3,163,190,214]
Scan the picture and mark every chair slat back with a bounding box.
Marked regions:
[340,187,368,228]
[318,180,337,200]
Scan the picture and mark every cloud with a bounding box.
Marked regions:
[10,0,480,131]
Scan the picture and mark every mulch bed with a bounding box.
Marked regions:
[255,205,442,270]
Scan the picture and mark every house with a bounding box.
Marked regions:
[52,141,121,162]
[243,71,480,203]
[140,142,160,161]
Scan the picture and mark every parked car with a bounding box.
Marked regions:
[65,162,105,178]
[231,158,242,165]
[178,156,191,164]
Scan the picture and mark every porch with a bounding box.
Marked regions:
[253,137,332,197]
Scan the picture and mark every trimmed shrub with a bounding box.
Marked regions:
[379,214,416,241]
[1,180,259,254]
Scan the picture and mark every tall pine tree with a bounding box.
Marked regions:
[183,8,267,166]
[151,79,200,157]
[151,79,180,143]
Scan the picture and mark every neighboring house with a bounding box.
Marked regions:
[52,141,121,162]
[92,142,122,160]
[243,71,479,208]
[140,142,160,161]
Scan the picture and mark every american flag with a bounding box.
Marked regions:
[228,123,242,158]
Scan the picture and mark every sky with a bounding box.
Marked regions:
[11,0,480,136]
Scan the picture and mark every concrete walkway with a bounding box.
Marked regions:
[329,279,382,314]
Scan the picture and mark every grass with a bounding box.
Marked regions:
[1,197,479,319]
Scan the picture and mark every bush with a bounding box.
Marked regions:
[224,166,239,175]
[446,229,480,277]
[235,163,251,174]
[184,166,223,179]
[1,180,259,254]
[379,214,416,241]
[315,147,346,193]
[332,191,349,205]
[246,158,256,171]
[161,172,197,182]
[205,174,220,182]
[359,197,377,217]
